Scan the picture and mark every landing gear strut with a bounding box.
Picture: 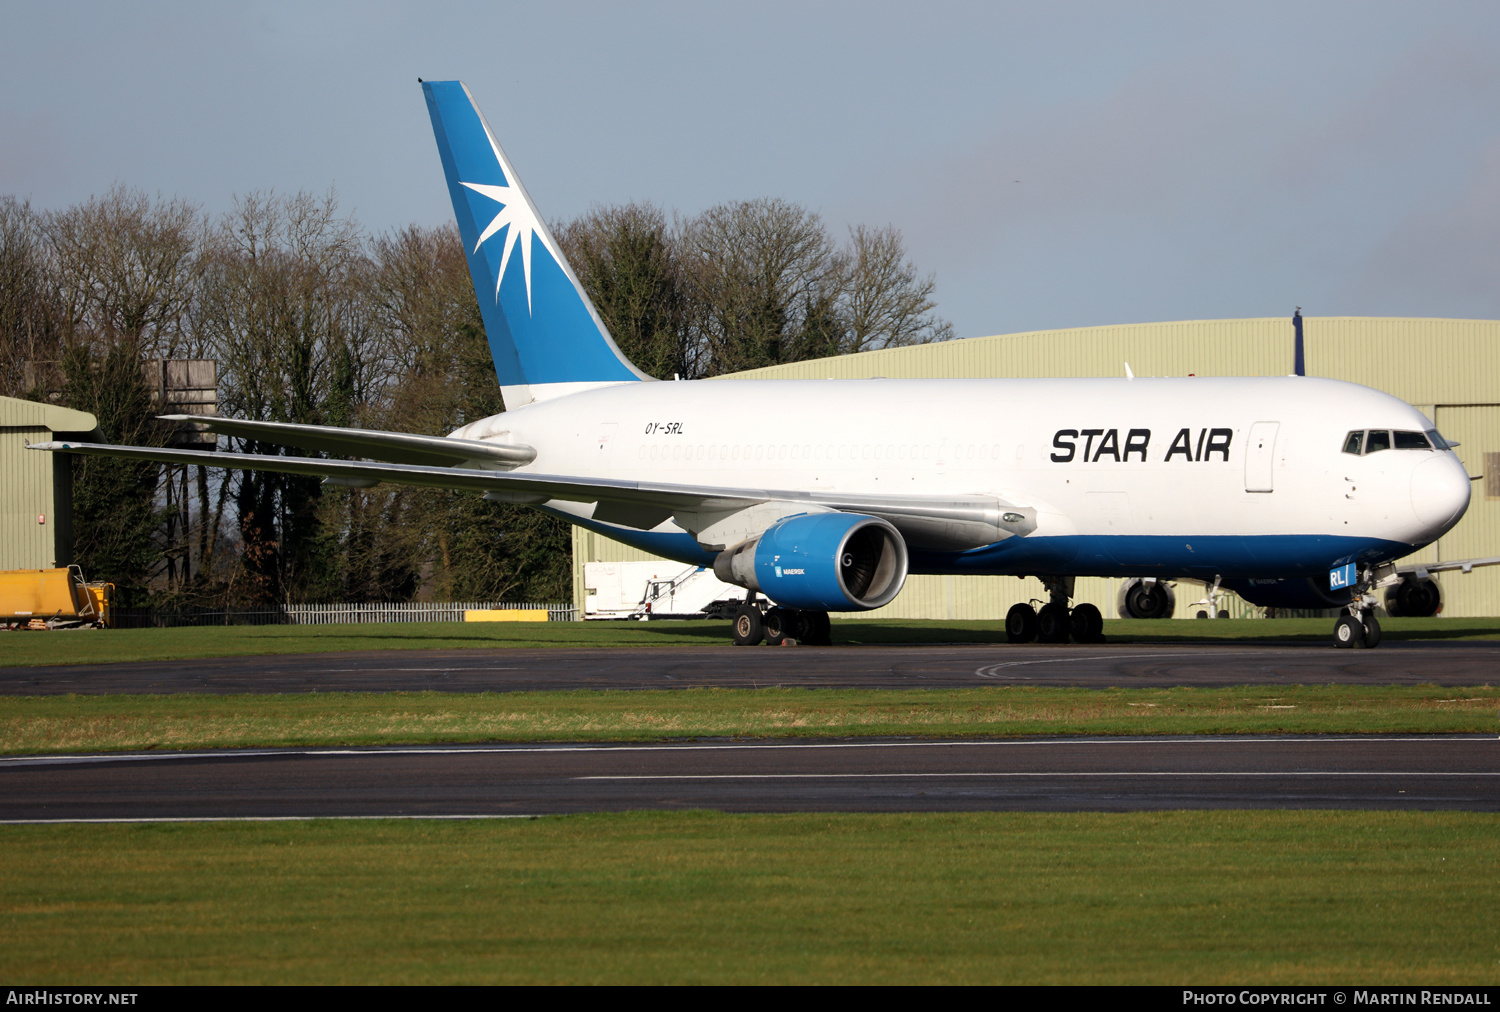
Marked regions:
[1005,576,1105,644]
[1332,564,1396,649]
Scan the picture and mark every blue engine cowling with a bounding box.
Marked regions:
[713,512,908,611]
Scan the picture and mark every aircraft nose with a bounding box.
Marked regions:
[1411,453,1471,534]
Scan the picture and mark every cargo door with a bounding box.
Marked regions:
[1244,421,1280,492]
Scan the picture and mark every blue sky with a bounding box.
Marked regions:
[4,1,1498,339]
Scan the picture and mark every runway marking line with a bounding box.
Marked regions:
[319,667,519,672]
[579,772,1500,780]
[0,736,1494,767]
[977,650,1286,676]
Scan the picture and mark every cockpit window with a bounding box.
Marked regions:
[1344,428,1445,454]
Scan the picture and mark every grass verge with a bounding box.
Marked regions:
[3,617,1499,668]
[1,811,1496,984]
[3,685,1496,754]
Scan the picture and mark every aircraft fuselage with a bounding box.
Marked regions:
[470,374,1472,582]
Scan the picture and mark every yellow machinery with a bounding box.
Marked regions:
[0,567,112,630]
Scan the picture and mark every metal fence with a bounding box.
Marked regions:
[110,601,577,628]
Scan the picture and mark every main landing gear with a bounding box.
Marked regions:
[1005,576,1105,644]
[732,598,832,646]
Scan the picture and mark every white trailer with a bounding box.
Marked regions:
[583,561,744,620]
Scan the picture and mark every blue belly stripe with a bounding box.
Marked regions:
[909,533,1412,580]
[554,510,1413,585]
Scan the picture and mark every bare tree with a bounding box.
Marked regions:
[197,189,371,604]
[363,222,572,603]
[555,202,689,381]
[33,188,207,603]
[678,197,837,375]
[43,186,203,359]
[0,197,57,398]
[841,224,954,353]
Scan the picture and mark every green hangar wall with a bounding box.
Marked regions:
[571,318,1500,619]
[0,396,100,571]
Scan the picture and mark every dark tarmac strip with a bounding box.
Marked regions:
[2,735,1497,820]
[3,641,1500,695]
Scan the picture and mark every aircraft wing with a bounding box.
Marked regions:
[1395,556,1500,577]
[30,440,1035,549]
[158,415,536,468]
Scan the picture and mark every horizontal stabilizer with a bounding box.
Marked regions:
[159,415,536,469]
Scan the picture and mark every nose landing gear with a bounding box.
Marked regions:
[1331,564,1399,649]
[1333,609,1382,649]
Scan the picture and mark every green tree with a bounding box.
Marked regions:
[57,342,164,604]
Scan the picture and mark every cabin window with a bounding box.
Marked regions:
[1343,431,1363,455]
[1365,430,1391,453]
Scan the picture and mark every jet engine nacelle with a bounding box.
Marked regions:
[1116,578,1176,619]
[713,512,908,611]
[1384,575,1442,617]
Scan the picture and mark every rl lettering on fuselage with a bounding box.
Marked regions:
[1049,428,1233,463]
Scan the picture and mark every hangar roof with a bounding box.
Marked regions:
[0,395,98,434]
[723,317,1500,409]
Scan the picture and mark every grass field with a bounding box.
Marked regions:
[3,616,1499,668]
[2,684,1495,753]
[1,811,1495,984]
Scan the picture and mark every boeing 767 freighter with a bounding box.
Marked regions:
[35,81,1490,649]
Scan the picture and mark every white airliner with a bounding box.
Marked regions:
[35,80,1489,649]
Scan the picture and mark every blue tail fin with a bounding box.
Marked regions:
[422,80,647,405]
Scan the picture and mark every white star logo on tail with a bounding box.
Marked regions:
[461,179,561,313]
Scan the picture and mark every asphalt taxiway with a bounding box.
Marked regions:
[2,640,1498,695]
[2,735,1496,820]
